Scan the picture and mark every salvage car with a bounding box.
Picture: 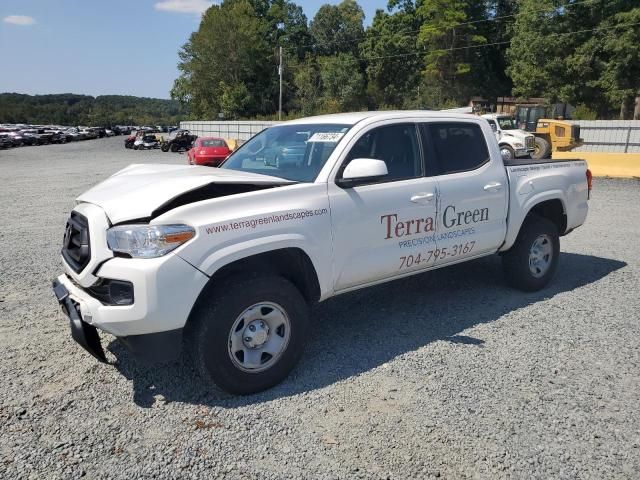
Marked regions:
[187,137,232,166]
[161,129,196,152]
[137,134,160,150]
[52,111,591,395]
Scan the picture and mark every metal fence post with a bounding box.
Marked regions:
[625,126,632,153]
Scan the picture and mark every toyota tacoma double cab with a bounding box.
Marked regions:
[52,111,591,394]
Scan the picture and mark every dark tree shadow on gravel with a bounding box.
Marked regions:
[107,252,626,408]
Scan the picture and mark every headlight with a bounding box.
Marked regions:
[107,224,195,258]
[513,142,523,148]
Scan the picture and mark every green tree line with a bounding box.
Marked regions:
[173,0,640,120]
[0,93,185,126]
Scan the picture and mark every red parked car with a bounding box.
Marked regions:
[187,137,232,167]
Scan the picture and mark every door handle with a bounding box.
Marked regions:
[410,192,435,203]
[483,182,503,192]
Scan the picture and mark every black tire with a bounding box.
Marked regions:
[161,143,170,152]
[499,145,515,161]
[170,143,179,152]
[189,275,309,395]
[125,141,133,149]
[502,215,560,292]
[532,137,551,159]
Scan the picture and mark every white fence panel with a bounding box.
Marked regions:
[180,121,281,141]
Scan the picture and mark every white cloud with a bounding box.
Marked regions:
[3,15,36,26]
[154,0,214,15]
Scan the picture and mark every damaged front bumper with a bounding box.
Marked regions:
[52,278,108,362]
[52,277,184,364]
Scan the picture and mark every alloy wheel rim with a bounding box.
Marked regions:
[529,234,553,278]
[228,302,291,373]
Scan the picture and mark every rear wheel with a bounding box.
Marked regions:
[532,137,551,159]
[161,143,170,152]
[502,215,559,291]
[189,275,309,395]
[170,143,179,152]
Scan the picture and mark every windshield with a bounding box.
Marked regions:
[220,123,351,182]
[497,117,518,130]
[201,138,226,147]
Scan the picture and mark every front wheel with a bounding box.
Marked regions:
[189,275,309,395]
[161,143,170,152]
[532,137,551,159]
[170,143,179,152]
[502,215,559,291]
[499,145,515,161]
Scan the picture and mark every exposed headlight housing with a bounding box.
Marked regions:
[107,224,195,258]
[513,142,523,148]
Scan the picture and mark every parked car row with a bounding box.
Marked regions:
[123,129,241,167]
[0,124,180,149]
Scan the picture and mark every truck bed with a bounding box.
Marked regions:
[503,158,584,167]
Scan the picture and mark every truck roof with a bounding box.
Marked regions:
[481,113,511,120]
[283,110,484,126]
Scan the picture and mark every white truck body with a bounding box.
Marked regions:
[52,111,590,393]
[481,113,536,159]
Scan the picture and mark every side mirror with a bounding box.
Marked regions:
[336,158,388,188]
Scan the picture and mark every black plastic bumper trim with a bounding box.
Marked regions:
[52,278,108,363]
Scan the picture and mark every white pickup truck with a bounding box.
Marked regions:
[52,111,591,394]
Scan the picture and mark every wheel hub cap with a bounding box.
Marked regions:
[242,320,269,349]
[228,302,291,373]
[529,234,553,278]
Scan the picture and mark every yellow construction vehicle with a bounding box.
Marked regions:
[513,103,582,159]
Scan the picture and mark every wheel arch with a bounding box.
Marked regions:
[501,195,567,252]
[185,245,322,330]
[526,198,567,235]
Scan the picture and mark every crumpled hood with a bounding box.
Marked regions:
[77,164,292,224]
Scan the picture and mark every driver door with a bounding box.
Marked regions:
[328,122,439,291]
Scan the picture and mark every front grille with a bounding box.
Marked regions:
[61,212,91,273]
[526,136,535,149]
[571,124,580,141]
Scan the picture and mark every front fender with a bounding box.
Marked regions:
[178,233,333,300]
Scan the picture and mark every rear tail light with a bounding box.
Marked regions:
[586,169,592,199]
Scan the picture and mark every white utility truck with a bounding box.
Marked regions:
[53,111,591,394]
[481,113,536,160]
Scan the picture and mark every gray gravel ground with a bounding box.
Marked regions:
[0,137,639,479]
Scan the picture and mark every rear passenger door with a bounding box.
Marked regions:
[420,121,508,265]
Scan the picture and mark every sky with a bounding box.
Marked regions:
[0,0,387,99]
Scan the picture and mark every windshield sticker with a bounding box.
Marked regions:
[308,132,345,143]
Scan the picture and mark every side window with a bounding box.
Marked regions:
[343,123,422,182]
[421,122,489,176]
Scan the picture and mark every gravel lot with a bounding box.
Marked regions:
[0,137,639,479]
